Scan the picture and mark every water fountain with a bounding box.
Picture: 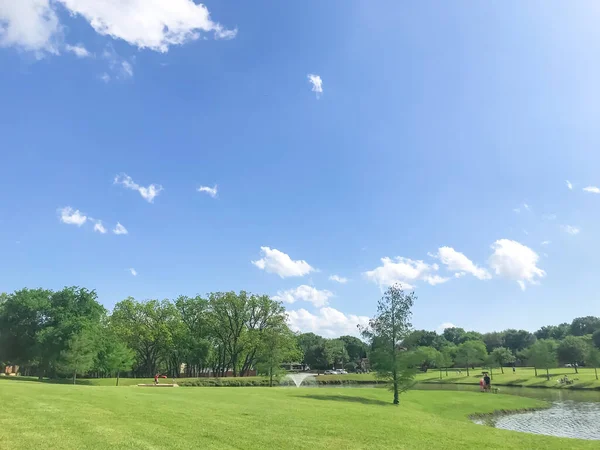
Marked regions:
[281,373,316,388]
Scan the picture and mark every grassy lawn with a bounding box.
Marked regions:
[0,380,597,449]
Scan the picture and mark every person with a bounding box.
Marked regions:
[154,373,159,385]
[479,377,485,392]
[483,372,491,392]
[512,366,516,374]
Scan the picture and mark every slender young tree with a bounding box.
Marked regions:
[58,332,97,385]
[490,347,516,374]
[360,284,417,405]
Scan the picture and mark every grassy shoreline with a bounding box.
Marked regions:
[2,381,596,449]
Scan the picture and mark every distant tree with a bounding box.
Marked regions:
[535,324,569,341]
[438,348,454,377]
[490,347,515,374]
[296,333,328,370]
[256,328,302,387]
[461,331,484,343]
[403,330,438,349]
[586,346,600,381]
[483,332,505,353]
[526,339,557,380]
[443,327,466,346]
[58,332,97,384]
[557,336,589,374]
[593,330,600,349]
[415,346,442,372]
[104,340,136,386]
[455,341,487,376]
[570,316,600,337]
[360,284,417,405]
[324,339,349,369]
[503,329,536,354]
[338,335,368,362]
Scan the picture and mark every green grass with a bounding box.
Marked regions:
[0,380,597,449]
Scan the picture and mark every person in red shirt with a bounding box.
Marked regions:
[154,373,159,385]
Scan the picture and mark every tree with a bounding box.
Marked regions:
[483,332,505,353]
[535,324,569,341]
[58,332,97,384]
[570,316,600,337]
[324,339,349,369]
[526,339,557,380]
[403,330,438,349]
[557,336,589,374]
[587,347,600,381]
[443,327,466,345]
[256,328,302,387]
[437,348,453,378]
[104,340,135,386]
[415,346,442,372]
[503,329,536,354]
[338,335,368,362]
[591,330,600,349]
[455,341,487,376]
[296,333,328,370]
[490,347,515,374]
[360,284,417,405]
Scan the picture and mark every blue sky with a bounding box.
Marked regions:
[2,1,600,337]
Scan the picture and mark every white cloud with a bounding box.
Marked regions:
[273,285,333,308]
[252,247,314,278]
[430,246,491,280]
[121,60,133,78]
[363,256,449,289]
[541,240,550,246]
[561,225,580,235]
[287,307,369,338]
[0,0,61,55]
[583,186,600,194]
[197,185,218,198]
[114,173,163,203]
[65,43,90,58]
[58,206,87,226]
[566,180,573,190]
[488,239,546,290]
[436,322,456,334]
[513,208,520,213]
[93,221,107,234]
[513,202,530,214]
[307,74,323,98]
[0,0,235,55]
[329,275,348,284]
[129,268,137,276]
[113,222,128,235]
[100,72,110,83]
[542,214,557,221]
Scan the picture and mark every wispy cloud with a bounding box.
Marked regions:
[113,222,128,235]
[583,186,600,194]
[329,275,348,284]
[307,74,323,98]
[65,44,92,58]
[197,185,218,198]
[114,173,163,203]
[129,268,137,276]
[93,221,107,234]
[561,225,580,235]
[566,180,573,190]
[541,240,550,246]
[58,207,87,226]
[273,285,334,307]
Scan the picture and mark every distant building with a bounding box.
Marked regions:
[281,362,310,372]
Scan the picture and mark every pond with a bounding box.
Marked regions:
[415,383,600,440]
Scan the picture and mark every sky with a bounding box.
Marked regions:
[2,1,600,338]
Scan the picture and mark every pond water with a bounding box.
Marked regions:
[415,383,600,440]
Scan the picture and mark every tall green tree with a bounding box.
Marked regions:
[586,346,600,381]
[503,329,536,354]
[535,324,569,341]
[570,316,600,337]
[324,339,349,369]
[415,346,442,372]
[58,332,97,384]
[526,339,557,380]
[490,347,515,374]
[455,341,487,376]
[104,340,136,386]
[256,328,302,387]
[482,332,505,353]
[338,335,368,362]
[360,284,417,405]
[591,329,600,349]
[442,327,466,345]
[557,336,589,374]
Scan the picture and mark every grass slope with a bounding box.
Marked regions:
[0,381,596,449]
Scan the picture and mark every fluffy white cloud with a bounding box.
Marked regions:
[129,268,137,276]
[363,256,449,289]
[583,186,600,194]
[307,74,323,98]
[566,180,573,190]
[113,222,128,235]
[561,225,580,235]
[198,185,218,198]
[58,206,87,226]
[329,275,348,284]
[114,173,163,203]
[0,0,235,55]
[93,221,107,234]
[430,246,491,280]
[436,322,457,334]
[0,0,60,54]
[488,239,545,290]
[252,247,314,278]
[273,285,333,307]
[65,43,90,58]
[287,307,369,338]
